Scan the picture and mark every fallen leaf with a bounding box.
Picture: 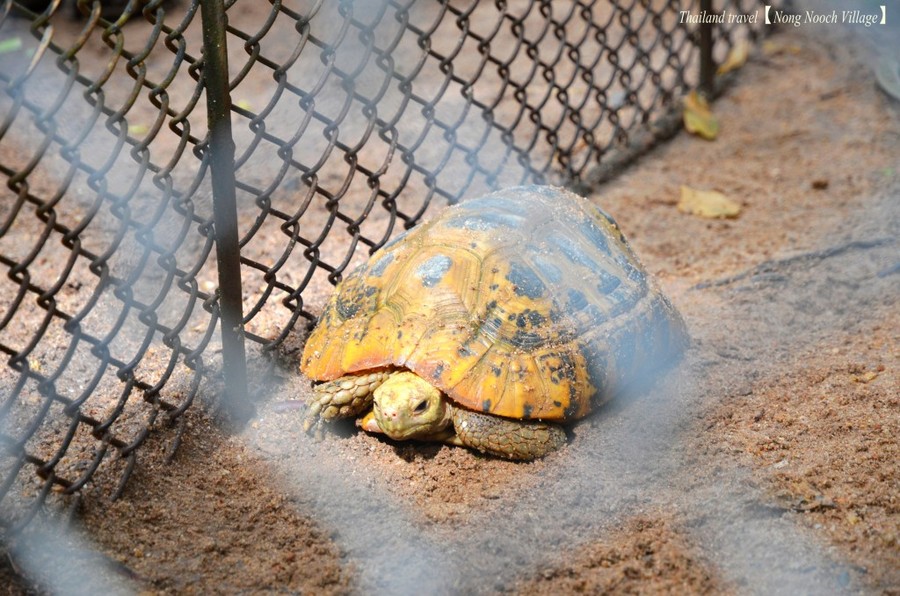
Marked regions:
[683,91,719,140]
[851,370,879,384]
[0,38,22,55]
[678,186,741,218]
[762,40,802,56]
[717,39,749,75]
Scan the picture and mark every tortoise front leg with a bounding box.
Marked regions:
[449,407,567,460]
[303,371,390,437]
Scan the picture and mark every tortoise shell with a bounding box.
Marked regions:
[301,185,687,422]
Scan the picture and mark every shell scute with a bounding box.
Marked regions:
[301,185,687,421]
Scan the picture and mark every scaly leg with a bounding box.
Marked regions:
[303,371,390,437]
[450,407,567,460]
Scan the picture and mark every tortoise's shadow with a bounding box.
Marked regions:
[390,440,443,462]
[331,418,446,461]
[328,417,362,439]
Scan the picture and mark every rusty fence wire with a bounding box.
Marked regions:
[0,0,776,536]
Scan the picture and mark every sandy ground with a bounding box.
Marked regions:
[2,9,899,596]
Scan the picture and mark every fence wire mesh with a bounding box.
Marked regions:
[0,0,775,535]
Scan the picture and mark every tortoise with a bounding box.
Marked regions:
[300,185,687,460]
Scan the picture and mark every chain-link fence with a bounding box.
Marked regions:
[0,0,775,536]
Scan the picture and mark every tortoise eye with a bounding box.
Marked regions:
[413,400,428,413]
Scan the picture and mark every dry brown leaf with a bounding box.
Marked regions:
[677,186,741,219]
[717,39,749,75]
[683,91,719,140]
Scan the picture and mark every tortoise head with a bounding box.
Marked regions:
[372,371,451,440]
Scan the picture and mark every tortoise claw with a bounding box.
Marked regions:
[301,409,323,439]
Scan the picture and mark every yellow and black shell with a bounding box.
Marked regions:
[301,185,687,422]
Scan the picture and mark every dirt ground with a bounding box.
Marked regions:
[2,10,899,596]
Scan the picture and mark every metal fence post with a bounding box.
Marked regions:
[699,0,715,97]
[199,0,252,425]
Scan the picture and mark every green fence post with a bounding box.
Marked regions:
[699,0,715,97]
[199,0,252,425]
